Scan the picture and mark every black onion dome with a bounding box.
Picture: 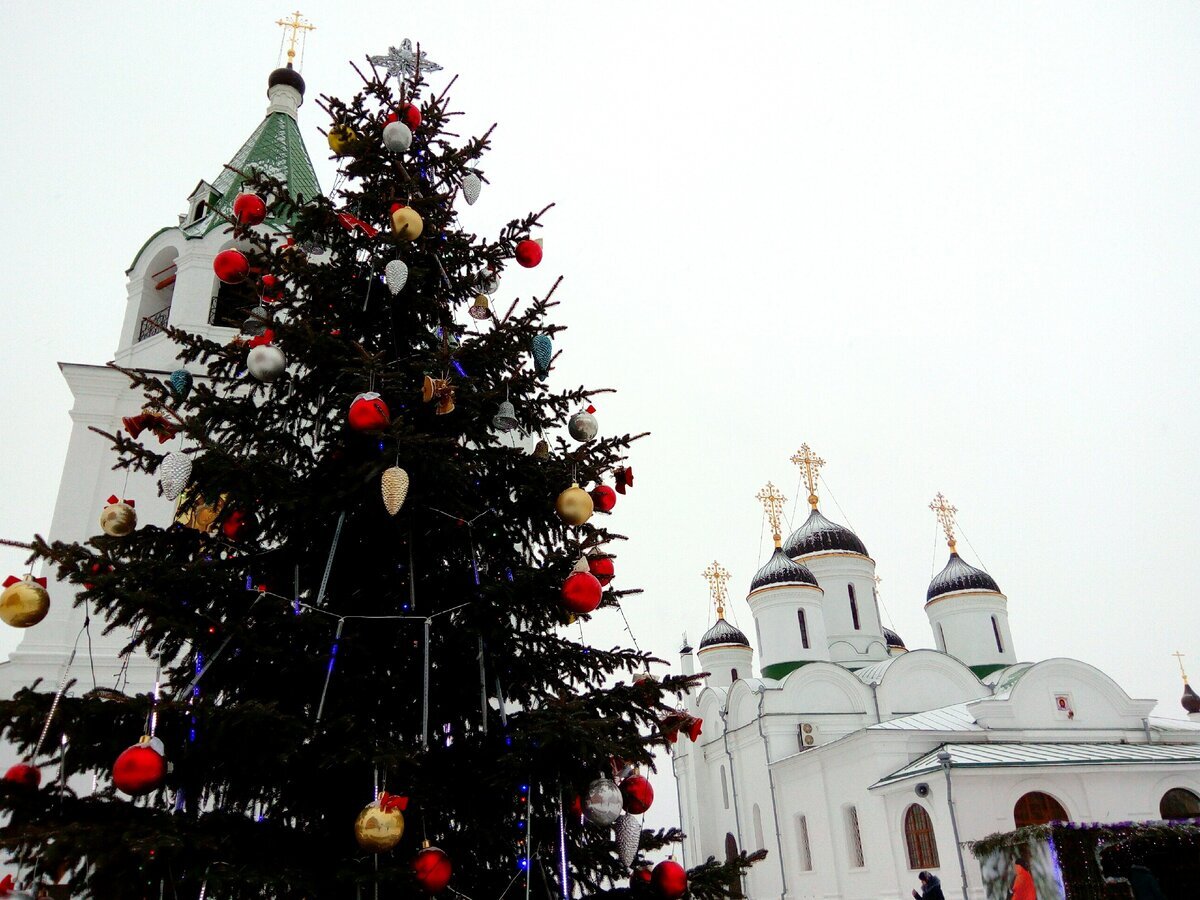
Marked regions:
[268,64,306,97]
[783,508,869,559]
[927,552,1001,601]
[750,547,819,592]
[699,617,750,650]
[883,627,906,649]
[1183,683,1200,715]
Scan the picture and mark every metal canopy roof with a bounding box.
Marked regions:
[867,704,982,732]
[872,742,1200,789]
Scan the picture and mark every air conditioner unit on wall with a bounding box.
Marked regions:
[798,722,818,751]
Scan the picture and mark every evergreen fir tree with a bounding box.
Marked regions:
[0,47,760,899]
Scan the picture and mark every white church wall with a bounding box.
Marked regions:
[875,650,989,719]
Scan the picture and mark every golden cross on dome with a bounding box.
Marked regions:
[756,482,787,547]
[1174,650,1189,683]
[930,492,959,554]
[276,10,315,67]
[790,443,825,509]
[702,561,731,619]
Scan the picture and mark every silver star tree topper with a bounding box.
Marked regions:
[369,39,442,79]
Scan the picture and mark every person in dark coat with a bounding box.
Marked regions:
[913,871,945,900]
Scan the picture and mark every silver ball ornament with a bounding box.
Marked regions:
[584,776,623,826]
[247,345,287,383]
[568,409,599,442]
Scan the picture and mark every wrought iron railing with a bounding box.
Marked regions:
[138,307,170,341]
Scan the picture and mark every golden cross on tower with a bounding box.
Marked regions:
[790,443,825,510]
[1174,651,1189,683]
[276,10,315,67]
[702,561,731,620]
[930,492,959,554]
[756,481,787,547]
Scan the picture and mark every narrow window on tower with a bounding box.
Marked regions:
[731,668,739,682]
[992,616,1004,653]
[848,583,861,630]
[798,609,810,649]
[938,623,947,650]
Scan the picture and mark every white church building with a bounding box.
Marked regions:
[0,62,318,718]
[671,452,1200,900]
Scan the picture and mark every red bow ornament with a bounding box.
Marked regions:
[614,466,634,495]
[3,575,47,589]
[106,495,135,508]
[337,210,379,238]
[0,873,14,895]
[378,792,409,812]
[123,410,177,444]
[247,328,276,349]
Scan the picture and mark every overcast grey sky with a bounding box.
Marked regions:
[2,2,1199,824]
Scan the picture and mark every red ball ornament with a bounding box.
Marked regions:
[112,738,166,796]
[588,555,615,587]
[561,571,602,614]
[591,485,617,513]
[412,845,452,894]
[398,102,422,129]
[221,509,253,541]
[632,867,653,886]
[213,249,250,284]
[514,239,543,268]
[4,763,41,788]
[651,860,687,900]
[348,392,391,432]
[621,774,654,814]
[233,192,267,226]
[260,274,283,301]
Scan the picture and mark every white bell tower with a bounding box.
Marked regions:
[0,60,321,707]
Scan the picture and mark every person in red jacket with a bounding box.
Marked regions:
[1010,855,1036,900]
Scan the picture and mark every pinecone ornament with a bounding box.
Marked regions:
[381,467,410,515]
[385,260,409,295]
[461,173,482,205]
[167,369,192,401]
[615,813,640,868]
[159,452,193,501]
[531,334,553,379]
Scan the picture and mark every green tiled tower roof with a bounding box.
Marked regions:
[182,104,320,238]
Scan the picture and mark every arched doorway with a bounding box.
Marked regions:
[1013,791,1069,827]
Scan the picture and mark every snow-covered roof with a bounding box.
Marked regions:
[872,741,1200,788]
[868,703,982,732]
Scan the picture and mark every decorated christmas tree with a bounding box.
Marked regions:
[0,40,759,900]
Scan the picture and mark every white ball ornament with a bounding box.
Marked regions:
[382,120,413,153]
[247,345,287,383]
[568,407,599,442]
[385,260,409,295]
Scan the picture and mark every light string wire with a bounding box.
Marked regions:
[30,619,86,760]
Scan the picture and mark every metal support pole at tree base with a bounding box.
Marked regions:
[938,750,971,900]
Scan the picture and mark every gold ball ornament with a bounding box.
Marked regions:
[354,800,406,852]
[100,497,137,537]
[391,204,424,241]
[327,124,359,157]
[0,575,50,628]
[555,483,594,526]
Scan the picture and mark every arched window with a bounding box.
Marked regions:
[1014,791,1069,827]
[720,765,729,810]
[797,609,810,649]
[752,803,765,851]
[903,804,940,869]
[844,805,865,867]
[991,616,1004,653]
[1160,787,1200,820]
[795,815,813,871]
[193,200,207,222]
[731,668,739,682]
[848,584,861,630]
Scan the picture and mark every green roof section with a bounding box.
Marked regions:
[183,110,321,238]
